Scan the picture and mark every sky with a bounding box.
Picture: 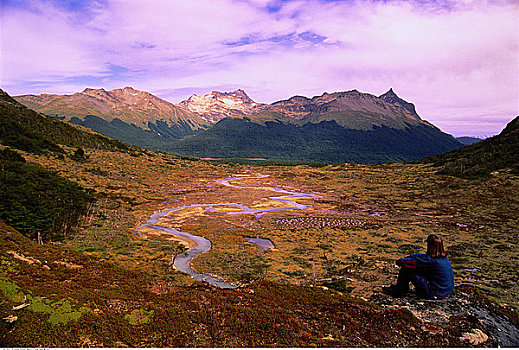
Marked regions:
[1,0,518,137]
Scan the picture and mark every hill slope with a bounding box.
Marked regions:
[163,117,460,164]
[0,89,130,154]
[0,88,135,243]
[1,221,505,347]
[455,136,483,145]
[0,148,94,242]
[423,116,519,178]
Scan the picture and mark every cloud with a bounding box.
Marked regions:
[1,0,517,136]
[0,2,107,84]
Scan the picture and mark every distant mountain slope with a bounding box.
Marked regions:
[15,87,209,141]
[164,89,463,164]
[0,89,130,154]
[163,119,462,164]
[456,136,483,145]
[253,89,427,131]
[180,89,264,123]
[423,116,519,178]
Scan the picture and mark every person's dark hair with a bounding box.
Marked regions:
[426,234,448,258]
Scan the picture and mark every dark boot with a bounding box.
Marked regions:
[382,284,405,298]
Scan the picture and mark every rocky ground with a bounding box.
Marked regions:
[370,286,519,347]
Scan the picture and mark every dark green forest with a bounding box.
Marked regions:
[0,148,94,242]
[68,115,201,149]
[65,115,464,164]
[162,118,463,164]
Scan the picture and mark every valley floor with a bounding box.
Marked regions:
[1,148,518,346]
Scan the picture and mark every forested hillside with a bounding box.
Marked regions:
[423,116,519,178]
[0,149,94,242]
[164,117,462,164]
[0,89,129,243]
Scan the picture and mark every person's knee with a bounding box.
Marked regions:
[411,275,434,299]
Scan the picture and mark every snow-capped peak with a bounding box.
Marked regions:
[180,89,263,123]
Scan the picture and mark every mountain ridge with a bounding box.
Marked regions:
[255,88,428,131]
[14,87,464,163]
[17,87,429,130]
[456,136,483,145]
[15,86,209,131]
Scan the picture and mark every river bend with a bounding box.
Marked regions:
[137,175,319,288]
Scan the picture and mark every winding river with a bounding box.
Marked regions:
[137,174,319,288]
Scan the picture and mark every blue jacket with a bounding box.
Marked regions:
[397,253,454,297]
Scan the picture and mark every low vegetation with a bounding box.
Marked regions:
[2,220,498,347]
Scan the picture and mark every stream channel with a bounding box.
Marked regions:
[137,174,319,288]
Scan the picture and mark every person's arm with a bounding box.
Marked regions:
[396,253,427,269]
[396,257,416,269]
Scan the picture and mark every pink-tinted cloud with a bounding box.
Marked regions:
[1,0,517,137]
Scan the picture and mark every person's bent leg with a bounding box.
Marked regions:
[409,274,435,299]
[394,267,413,296]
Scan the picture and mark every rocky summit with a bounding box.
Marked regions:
[260,89,426,130]
[179,89,264,123]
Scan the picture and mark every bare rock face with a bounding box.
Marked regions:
[379,88,418,115]
[459,328,489,345]
[179,89,265,123]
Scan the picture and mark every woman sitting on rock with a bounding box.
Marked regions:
[383,234,454,299]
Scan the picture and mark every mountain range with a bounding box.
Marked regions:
[17,86,208,130]
[15,87,463,163]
